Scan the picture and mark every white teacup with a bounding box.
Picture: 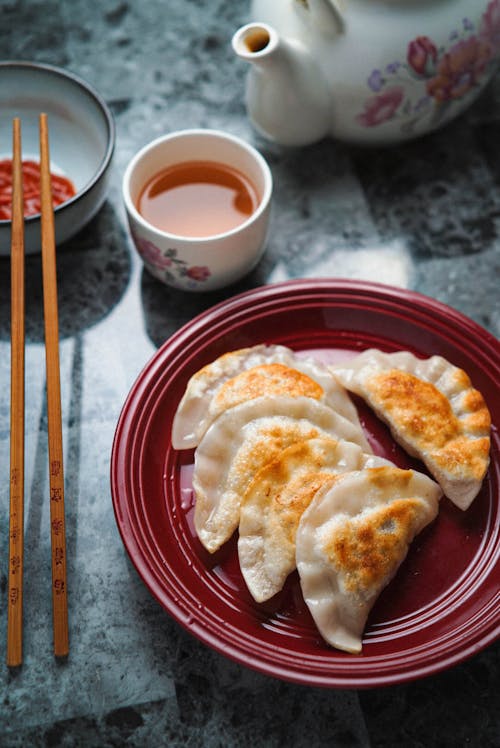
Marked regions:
[122,128,273,291]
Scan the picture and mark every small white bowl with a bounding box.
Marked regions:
[0,61,115,255]
[123,128,273,292]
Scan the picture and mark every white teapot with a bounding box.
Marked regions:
[232,0,500,146]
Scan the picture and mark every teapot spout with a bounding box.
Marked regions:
[232,23,331,147]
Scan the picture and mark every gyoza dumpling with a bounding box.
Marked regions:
[172,344,365,450]
[330,349,491,510]
[296,466,442,654]
[193,395,372,553]
[238,438,391,602]
[208,362,364,438]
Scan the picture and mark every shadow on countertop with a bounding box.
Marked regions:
[0,201,131,343]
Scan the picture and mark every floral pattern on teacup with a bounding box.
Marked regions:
[357,0,500,133]
[132,231,211,288]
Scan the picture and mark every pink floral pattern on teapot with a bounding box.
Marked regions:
[357,0,500,132]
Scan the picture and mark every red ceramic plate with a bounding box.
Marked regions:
[111,279,500,688]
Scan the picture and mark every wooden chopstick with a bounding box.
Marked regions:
[7,118,26,667]
[39,112,69,658]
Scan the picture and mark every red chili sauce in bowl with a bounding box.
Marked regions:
[0,158,76,219]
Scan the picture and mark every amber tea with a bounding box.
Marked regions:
[137,159,260,238]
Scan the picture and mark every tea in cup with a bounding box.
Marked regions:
[123,129,273,291]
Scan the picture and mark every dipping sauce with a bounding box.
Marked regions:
[0,158,76,219]
[137,160,260,238]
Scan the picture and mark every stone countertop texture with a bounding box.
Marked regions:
[0,1,499,746]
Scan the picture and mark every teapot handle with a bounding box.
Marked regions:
[327,0,345,31]
[305,0,346,35]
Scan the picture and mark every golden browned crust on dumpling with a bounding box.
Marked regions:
[367,371,458,448]
[364,369,490,506]
[242,439,342,549]
[237,439,390,602]
[432,436,490,482]
[194,419,326,553]
[296,466,441,653]
[250,441,334,529]
[173,343,369,451]
[323,496,424,596]
[367,370,491,446]
[213,363,324,413]
[193,393,373,553]
[330,350,491,510]
[227,422,324,488]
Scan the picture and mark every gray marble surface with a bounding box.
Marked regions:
[0,1,499,746]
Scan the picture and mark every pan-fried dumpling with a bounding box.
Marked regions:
[238,438,391,602]
[330,349,491,510]
[172,344,365,450]
[193,395,372,553]
[208,362,363,436]
[296,466,441,653]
